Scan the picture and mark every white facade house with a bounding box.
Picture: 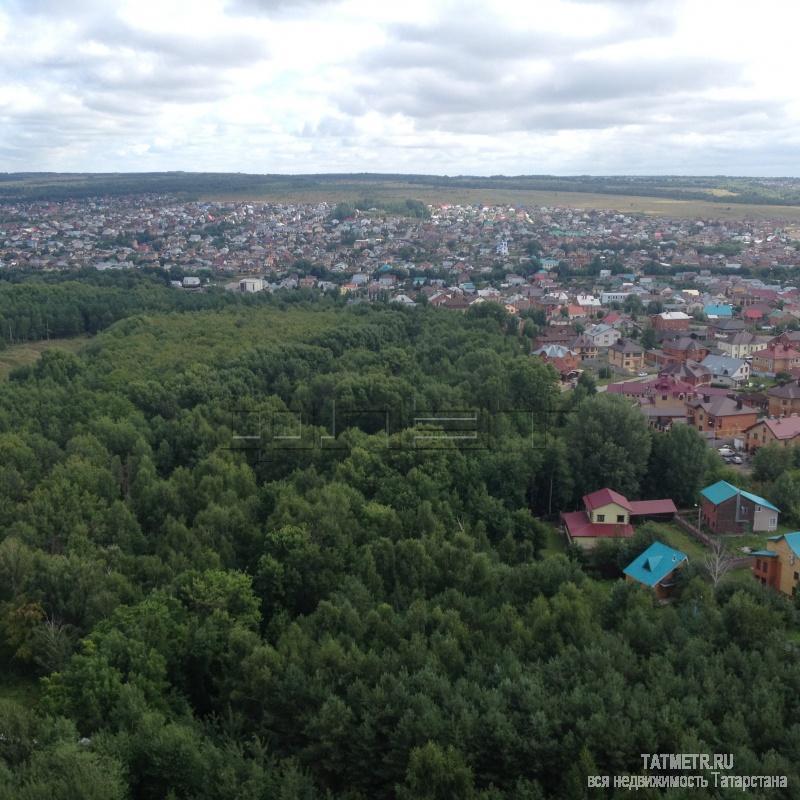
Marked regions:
[584,323,619,348]
[700,355,751,387]
[239,278,267,293]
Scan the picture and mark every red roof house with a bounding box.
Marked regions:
[561,488,677,549]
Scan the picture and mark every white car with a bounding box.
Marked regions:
[718,447,735,456]
[637,371,648,377]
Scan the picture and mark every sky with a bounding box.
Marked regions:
[1,0,799,176]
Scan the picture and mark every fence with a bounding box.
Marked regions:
[673,512,753,568]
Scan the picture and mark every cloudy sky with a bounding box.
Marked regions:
[1,0,799,175]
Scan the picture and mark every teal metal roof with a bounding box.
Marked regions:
[739,489,779,513]
[700,480,779,512]
[700,480,738,505]
[704,303,733,317]
[623,541,688,588]
[786,533,800,556]
[750,549,778,557]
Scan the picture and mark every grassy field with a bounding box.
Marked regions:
[0,335,90,379]
[201,182,800,221]
[644,522,708,561]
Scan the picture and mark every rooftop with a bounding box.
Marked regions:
[767,531,800,557]
[623,541,688,587]
[700,480,779,512]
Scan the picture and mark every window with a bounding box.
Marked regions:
[756,559,761,570]
[597,514,605,522]
[794,572,799,582]
[617,515,625,523]
[770,516,777,527]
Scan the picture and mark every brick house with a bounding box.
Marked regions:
[651,311,691,332]
[609,338,645,373]
[751,342,800,376]
[751,532,800,597]
[744,414,800,453]
[699,480,779,534]
[766,380,800,416]
[661,336,710,365]
[686,395,758,438]
[571,334,598,361]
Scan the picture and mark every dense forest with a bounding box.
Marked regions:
[2,172,800,206]
[1,300,799,799]
[0,270,343,348]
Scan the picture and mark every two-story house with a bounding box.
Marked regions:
[609,338,645,373]
[686,395,758,438]
[745,415,800,452]
[561,488,677,549]
[751,532,800,597]
[766,380,800,416]
[699,480,779,534]
[751,342,800,377]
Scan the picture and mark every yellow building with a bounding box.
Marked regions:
[751,533,800,597]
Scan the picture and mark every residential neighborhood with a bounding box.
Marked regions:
[4,193,800,605]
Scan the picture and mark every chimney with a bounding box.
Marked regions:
[703,394,711,403]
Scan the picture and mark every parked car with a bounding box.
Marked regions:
[637,371,648,377]
[718,447,735,456]
[730,456,743,464]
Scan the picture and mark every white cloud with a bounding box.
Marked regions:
[0,0,798,174]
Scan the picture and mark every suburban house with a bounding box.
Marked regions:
[699,480,780,534]
[584,322,619,348]
[766,380,800,416]
[751,532,800,597]
[533,325,578,349]
[532,344,580,378]
[703,304,734,319]
[571,334,599,361]
[744,415,800,452]
[624,541,688,599]
[751,342,800,377]
[700,354,751,387]
[660,359,711,387]
[686,395,758,438]
[718,330,768,359]
[708,317,745,339]
[660,336,710,365]
[609,338,645,373]
[561,488,677,549]
[651,311,691,332]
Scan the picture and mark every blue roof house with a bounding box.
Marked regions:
[704,304,734,318]
[699,480,779,534]
[624,541,688,597]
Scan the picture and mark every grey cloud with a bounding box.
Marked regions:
[342,54,740,131]
[225,0,338,16]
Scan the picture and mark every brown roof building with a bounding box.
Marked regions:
[766,380,800,417]
[687,395,759,438]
